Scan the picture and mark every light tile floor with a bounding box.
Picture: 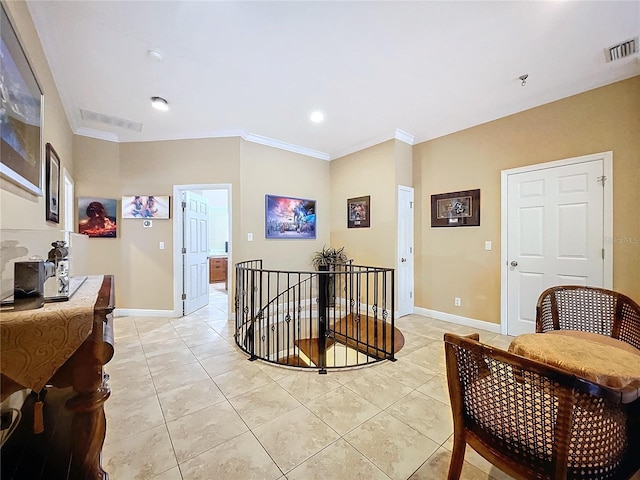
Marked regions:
[103,284,517,480]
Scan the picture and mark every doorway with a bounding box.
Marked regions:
[500,152,613,335]
[173,183,232,317]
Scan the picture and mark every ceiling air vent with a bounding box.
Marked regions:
[80,109,143,132]
[605,37,638,62]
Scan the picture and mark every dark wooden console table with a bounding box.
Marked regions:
[0,275,115,480]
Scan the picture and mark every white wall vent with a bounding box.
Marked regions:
[605,37,638,62]
[80,109,143,132]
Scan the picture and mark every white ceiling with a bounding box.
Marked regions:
[27,1,640,160]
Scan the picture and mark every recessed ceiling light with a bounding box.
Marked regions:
[151,96,169,111]
[147,49,164,62]
[310,111,324,123]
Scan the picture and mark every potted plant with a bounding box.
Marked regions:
[312,246,349,306]
[312,246,348,270]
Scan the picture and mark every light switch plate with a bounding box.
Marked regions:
[485,241,492,251]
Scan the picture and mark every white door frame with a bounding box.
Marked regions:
[397,185,415,317]
[500,151,613,335]
[173,183,232,317]
[62,167,74,232]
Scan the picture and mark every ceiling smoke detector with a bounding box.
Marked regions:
[605,37,638,62]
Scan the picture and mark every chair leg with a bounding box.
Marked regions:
[447,434,466,480]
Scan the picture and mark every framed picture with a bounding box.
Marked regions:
[0,4,44,196]
[78,197,117,238]
[431,189,480,227]
[45,143,60,223]
[265,194,316,239]
[347,195,370,228]
[121,195,170,219]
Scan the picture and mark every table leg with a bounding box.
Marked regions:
[66,331,111,480]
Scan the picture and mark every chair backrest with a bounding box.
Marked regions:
[536,285,640,350]
[444,333,640,480]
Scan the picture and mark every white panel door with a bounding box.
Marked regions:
[183,191,209,315]
[506,160,604,336]
[397,186,414,317]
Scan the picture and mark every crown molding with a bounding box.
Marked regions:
[242,133,331,161]
[75,127,120,142]
[395,129,415,145]
[70,126,332,161]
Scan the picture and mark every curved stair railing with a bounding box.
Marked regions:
[235,259,395,373]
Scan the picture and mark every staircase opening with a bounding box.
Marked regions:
[234,260,403,372]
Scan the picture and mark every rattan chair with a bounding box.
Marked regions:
[536,285,640,350]
[444,332,640,480]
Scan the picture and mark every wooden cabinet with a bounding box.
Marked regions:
[209,257,228,288]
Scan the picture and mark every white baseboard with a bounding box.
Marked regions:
[114,308,176,318]
[413,307,501,334]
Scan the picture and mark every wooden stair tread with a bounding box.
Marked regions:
[295,338,335,367]
[277,354,310,367]
[332,313,404,358]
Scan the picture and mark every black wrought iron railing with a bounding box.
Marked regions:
[234,259,395,372]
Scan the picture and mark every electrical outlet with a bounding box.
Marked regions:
[454,297,461,307]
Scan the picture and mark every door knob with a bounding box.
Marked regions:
[510,261,518,267]
[401,258,407,263]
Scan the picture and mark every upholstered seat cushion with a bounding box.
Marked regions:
[509,331,640,389]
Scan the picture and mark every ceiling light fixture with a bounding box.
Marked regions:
[519,74,529,86]
[310,111,324,123]
[151,96,169,111]
[147,49,164,62]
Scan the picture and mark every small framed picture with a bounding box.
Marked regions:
[431,189,480,227]
[122,195,170,219]
[78,197,118,237]
[45,143,60,223]
[347,195,370,228]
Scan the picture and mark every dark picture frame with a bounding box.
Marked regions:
[431,189,480,227]
[265,194,316,239]
[347,195,370,228]
[0,4,44,196]
[45,143,60,223]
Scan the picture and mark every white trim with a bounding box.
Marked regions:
[500,151,614,335]
[603,155,613,289]
[75,127,120,142]
[413,307,501,334]
[243,133,331,161]
[71,126,332,161]
[114,308,176,318]
[395,129,415,145]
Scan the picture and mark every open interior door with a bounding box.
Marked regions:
[183,191,209,315]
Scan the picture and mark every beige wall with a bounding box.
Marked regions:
[330,140,397,268]
[238,141,330,272]
[0,1,74,232]
[394,139,413,189]
[71,136,330,310]
[413,75,640,324]
[73,136,241,310]
[330,138,413,269]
